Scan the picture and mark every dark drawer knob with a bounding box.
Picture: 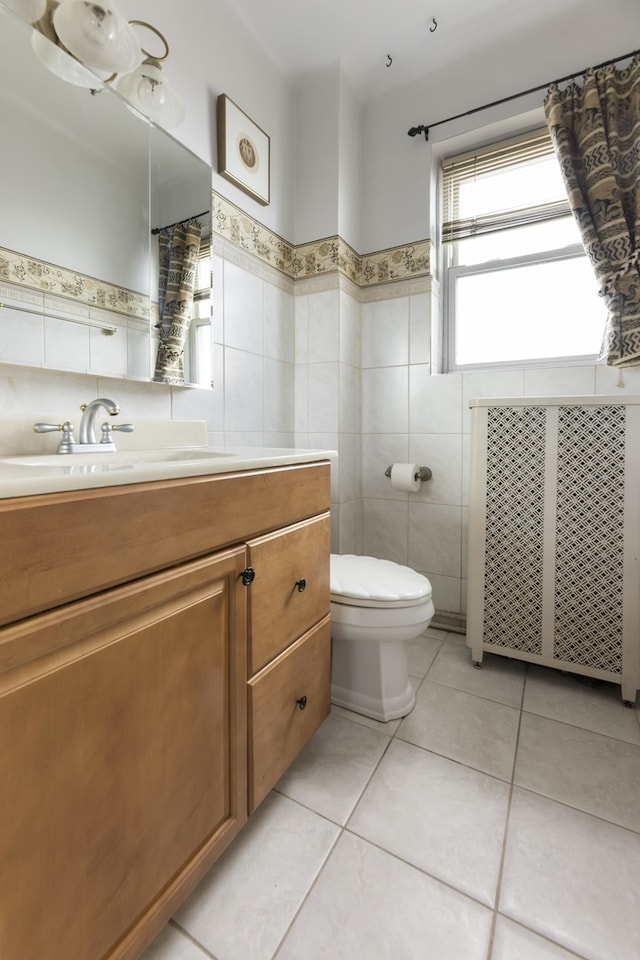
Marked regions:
[241,567,256,586]
[295,578,306,593]
[296,695,308,710]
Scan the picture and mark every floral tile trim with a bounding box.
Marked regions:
[3,196,431,316]
[213,193,430,286]
[0,247,149,320]
[212,194,293,275]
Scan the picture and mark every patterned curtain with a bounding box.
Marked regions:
[153,219,202,384]
[544,56,640,367]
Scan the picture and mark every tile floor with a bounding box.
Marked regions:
[141,630,640,960]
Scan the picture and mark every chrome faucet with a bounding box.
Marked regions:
[79,397,120,444]
[33,397,134,454]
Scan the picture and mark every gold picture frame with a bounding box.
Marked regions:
[217,94,270,206]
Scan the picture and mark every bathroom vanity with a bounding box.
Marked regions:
[0,447,332,960]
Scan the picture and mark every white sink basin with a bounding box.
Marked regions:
[0,442,336,499]
[1,448,232,468]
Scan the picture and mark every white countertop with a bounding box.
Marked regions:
[0,447,336,500]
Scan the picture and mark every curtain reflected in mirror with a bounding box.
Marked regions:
[153,219,202,384]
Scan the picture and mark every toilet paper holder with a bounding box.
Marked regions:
[384,464,432,481]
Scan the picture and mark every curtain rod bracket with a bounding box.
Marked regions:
[408,124,429,141]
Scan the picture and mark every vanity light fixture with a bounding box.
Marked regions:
[116,22,185,128]
[27,0,185,127]
[52,0,140,74]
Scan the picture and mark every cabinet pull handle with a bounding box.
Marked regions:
[241,567,256,586]
[295,578,306,593]
[296,695,308,710]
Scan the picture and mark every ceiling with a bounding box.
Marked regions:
[230,0,640,101]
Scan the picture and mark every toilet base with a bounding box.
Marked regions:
[331,679,415,723]
[330,629,421,722]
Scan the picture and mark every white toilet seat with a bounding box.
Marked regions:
[330,554,432,608]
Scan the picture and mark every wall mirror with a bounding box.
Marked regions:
[0,2,213,387]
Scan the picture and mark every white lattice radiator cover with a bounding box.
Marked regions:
[467,396,640,703]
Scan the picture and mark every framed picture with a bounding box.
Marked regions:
[217,94,270,206]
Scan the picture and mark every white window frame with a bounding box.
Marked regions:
[441,128,602,372]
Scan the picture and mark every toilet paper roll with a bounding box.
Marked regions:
[390,463,421,492]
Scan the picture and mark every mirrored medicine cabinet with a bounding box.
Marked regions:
[0,2,213,387]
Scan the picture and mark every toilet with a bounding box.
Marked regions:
[330,554,434,722]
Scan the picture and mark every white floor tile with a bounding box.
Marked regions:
[408,632,444,678]
[523,665,640,744]
[275,712,390,824]
[491,916,585,959]
[515,712,640,832]
[140,630,640,960]
[500,789,640,960]
[173,792,339,960]
[277,831,493,960]
[428,635,526,707]
[140,924,208,960]
[348,739,510,906]
[398,680,521,780]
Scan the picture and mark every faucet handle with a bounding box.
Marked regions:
[100,422,135,444]
[33,421,77,453]
[34,421,66,433]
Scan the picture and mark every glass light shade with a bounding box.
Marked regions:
[3,0,47,21]
[117,61,185,128]
[31,26,104,87]
[52,0,141,73]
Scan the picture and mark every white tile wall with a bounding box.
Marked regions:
[358,290,640,618]
[9,246,640,624]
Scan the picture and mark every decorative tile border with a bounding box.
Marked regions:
[2,196,431,320]
[0,246,149,320]
[212,194,293,276]
[213,192,431,288]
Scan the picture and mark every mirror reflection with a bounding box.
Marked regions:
[0,3,213,387]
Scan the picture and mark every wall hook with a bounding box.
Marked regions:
[386,54,392,67]
[429,17,438,32]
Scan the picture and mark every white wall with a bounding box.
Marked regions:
[293,65,341,245]
[118,0,296,240]
[357,3,640,251]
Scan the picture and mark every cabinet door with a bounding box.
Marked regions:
[248,616,331,812]
[247,513,331,674]
[0,549,247,960]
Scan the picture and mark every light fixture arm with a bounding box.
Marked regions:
[128,20,170,64]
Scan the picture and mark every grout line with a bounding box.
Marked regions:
[270,827,343,959]
[484,661,529,960]
[168,918,220,959]
[341,823,496,912]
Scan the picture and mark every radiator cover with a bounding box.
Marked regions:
[467,396,640,703]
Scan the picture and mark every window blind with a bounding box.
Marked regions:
[442,128,571,242]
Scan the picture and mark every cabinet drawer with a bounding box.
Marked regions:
[247,514,330,674]
[247,615,331,813]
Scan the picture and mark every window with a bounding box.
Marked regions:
[186,235,213,387]
[442,128,606,370]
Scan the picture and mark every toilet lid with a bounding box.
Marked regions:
[330,554,432,607]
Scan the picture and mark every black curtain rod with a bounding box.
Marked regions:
[151,210,209,235]
[407,47,640,141]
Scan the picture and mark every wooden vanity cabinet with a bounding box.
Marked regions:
[0,461,331,960]
[246,514,332,811]
[0,548,248,960]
